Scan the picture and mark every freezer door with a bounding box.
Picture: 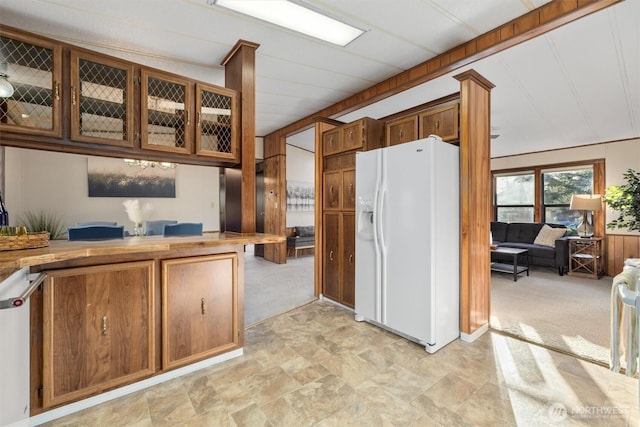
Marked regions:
[355,149,381,322]
[381,139,434,344]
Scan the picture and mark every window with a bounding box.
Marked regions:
[542,166,593,229]
[494,173,534,222]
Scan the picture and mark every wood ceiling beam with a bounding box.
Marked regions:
[265,0,621,139]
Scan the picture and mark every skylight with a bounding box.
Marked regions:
[213,0,364,47]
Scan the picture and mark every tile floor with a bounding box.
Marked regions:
[42,301,638,426]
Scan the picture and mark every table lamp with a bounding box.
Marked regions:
[570,194,602,237]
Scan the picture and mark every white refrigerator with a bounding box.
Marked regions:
[354,135,460,353]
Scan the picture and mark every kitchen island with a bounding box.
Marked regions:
[0,232,284,425]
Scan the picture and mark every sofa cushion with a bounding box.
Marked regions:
[295,226,315,237]
[505,222,544,243]
[533,224,567,247]
[491,222,508,243]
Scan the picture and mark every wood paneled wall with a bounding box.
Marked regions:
[263,132,287,264]
[455,70,494,336]
[606,234,640,275]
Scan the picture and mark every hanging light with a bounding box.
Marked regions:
[123,159,176,170]
[0,62,15,98]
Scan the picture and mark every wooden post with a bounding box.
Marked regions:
[263,132,287,264]
[221,40,259,233]
[454,70,495,340]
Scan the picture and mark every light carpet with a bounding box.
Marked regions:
[244,246,316,326]
[490,267,612,366]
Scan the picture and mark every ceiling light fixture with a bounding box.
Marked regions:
[212,0,364,47]
[0,62,15,98]
[124,159,176,170]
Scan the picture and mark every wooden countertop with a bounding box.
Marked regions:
[0,232,285,281]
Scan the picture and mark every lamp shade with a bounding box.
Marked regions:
[570,194,602,211]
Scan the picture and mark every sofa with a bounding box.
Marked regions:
[491,221,570,275]
[286,225,315,258]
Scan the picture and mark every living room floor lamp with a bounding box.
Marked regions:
[570,194,602,237]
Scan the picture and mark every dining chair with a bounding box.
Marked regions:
[67,225,125,241]
[76,221,118,227]
[162,222,203,236]
[145,220,178,236]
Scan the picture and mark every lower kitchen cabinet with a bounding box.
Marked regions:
[323,212,355,308]
[162,254,239,370]
[42,261,155,408]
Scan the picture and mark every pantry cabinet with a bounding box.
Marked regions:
[162,254,239,370]
[322,212,355,308]
[42,261,155,408]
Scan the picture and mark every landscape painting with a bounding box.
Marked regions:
[88,157,176,198]
[286,180,314,212]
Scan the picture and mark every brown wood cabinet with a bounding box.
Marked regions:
[70,50,135,147]
[0,27,63,138]
[386,116,418,146]
[162,254,239,370]
[419,103,459,142]
[42,261,155,408]
[0,25,240,166]
[320,117,381,308]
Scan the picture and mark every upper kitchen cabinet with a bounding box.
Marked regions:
[418,103,459,142]
[0,27,62,138]
[70,50,135,147]
[141,69,192,155]
[195,83,239,162]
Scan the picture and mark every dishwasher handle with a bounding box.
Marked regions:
[0,272,46,309]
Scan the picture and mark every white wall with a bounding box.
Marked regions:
[5,147,220,236]
[491,138,640,235]
[285,144,314,228]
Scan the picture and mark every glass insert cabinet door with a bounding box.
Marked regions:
[195,83,238,161]
[141,69,191,154]
[0,28,62,137]
[70,50,135,147]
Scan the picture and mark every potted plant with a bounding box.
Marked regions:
[19,210,67,240]
[604,168,640,231]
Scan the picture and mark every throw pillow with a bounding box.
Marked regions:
[295,226,314,237]
[533,225,566,247]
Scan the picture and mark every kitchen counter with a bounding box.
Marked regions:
[0,231,285,281]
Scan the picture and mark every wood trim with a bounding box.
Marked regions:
[606,234,640,276]
[265,0,620,140]
[455,70,494,336]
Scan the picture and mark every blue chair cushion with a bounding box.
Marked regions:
[76,221,118,227]
[163,222,203,236]
[145,220,178,236]
[67,225,125,241]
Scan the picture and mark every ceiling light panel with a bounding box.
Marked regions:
[213,0,364,46]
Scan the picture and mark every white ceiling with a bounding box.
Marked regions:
[0,0,638,157]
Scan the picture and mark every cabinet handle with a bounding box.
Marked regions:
[349,183,353,194]
[435,120,440,131]
[330,185,334,195]
[349,254,353,265]
[399,128,403,140]
[329,250,334,262]
[102,316,108,336]
[185,110,190,126]
[54,81,60,101]
[348,130,353,141]
[201,297,206,315]
[71,86,77,106]
[197,111,201,127]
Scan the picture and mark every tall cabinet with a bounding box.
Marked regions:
[320,117,382,308]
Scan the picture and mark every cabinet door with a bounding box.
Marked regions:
[341,213,356,308]
[162,254,238,370]
[195,83,239,161]
[0,28,62,137]
[323,213,340,301]
[342,122,362,151]
[322,128,342,156]
[141,69,192,154]
[323,170,342,210]
[419,104,459,142]
[386,116,418,146]
[70,50,134,147]
[342,169,356,210]
[43,261,155,408]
